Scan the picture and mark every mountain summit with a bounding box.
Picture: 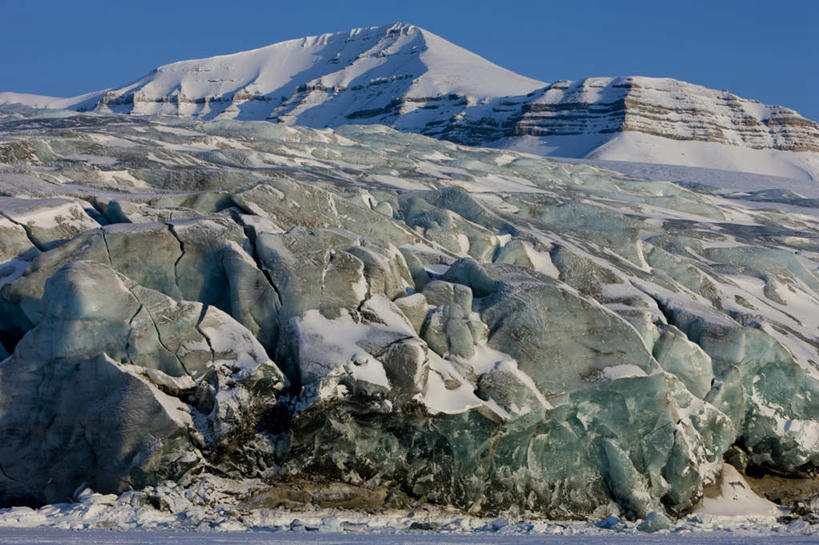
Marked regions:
[0,24,543,121]
[2,23,818,180]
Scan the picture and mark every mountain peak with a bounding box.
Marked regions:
[85,21,543,121]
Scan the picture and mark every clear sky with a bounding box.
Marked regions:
[2,0,817,120]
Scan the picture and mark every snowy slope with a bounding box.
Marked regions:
[506,132,819,183]
[2,24,819,181]
[589,133,819,182]
[0,90,106,110]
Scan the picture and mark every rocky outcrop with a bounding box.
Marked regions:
[508,77,819,152]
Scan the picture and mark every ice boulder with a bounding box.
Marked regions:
[0,261,286,505]
[637,510,672,532]
[0,217,281,356]
[0,348,202,506]
[0,215,35,263]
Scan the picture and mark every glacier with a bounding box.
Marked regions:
[0,105,817,526]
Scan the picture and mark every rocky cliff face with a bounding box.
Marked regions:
[0,107,817,519]
[509,77,819,153]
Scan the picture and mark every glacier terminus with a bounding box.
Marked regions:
[0,22,817,539]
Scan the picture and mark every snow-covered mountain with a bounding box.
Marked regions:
[2,23,819,180]
[0,24,543,122]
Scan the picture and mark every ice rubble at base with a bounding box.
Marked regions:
[0,473,813,537]
[0,107,817,525]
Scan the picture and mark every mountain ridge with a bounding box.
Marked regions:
[2,23,818,180]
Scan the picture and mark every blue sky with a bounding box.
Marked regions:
[2,0,817,120]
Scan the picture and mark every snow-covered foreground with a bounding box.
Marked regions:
[0,527,817,545]
[0,476,814,541]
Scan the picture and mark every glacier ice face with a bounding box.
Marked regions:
[0,107,817,519]
[0,260,285,505]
